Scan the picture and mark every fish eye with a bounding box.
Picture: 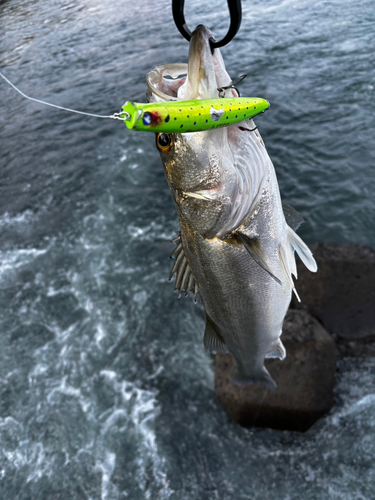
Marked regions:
[156,133,173,154]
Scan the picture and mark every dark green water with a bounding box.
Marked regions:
[0,0,374,498]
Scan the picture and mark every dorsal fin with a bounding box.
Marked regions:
[282,201,304,231]
[169,233,198,301]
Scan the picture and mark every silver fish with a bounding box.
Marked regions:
[148,25,317,389]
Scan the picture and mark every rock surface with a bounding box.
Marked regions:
[291,242,375,340]
[214,309,336,432]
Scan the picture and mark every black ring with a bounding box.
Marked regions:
[172,0,242,49]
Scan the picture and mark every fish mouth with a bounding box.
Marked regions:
[178,24,219,100]
[146,63,188,102]
[147,24,234,102]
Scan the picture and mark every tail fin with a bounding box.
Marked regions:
[231,364,277,390]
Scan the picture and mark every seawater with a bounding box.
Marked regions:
[0,0,374,498]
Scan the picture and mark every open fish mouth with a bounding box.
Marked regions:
[147,25,237,103]
[146,63,188,102]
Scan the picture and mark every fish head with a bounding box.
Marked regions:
[155,129,231,238]
[148,25,266,238]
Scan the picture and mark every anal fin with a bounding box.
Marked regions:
[265,339,286,360]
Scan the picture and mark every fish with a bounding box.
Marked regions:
[147,24,317,389]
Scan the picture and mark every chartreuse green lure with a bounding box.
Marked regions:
[0,71,270,133]
[121,97,269,133]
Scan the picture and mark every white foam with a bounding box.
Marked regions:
[28,363,49,385]
[96,374,174,499]
[133,291,148,307]
[0,247,50,276]
[95,323,106,348]
[332,393,375,425]
[47,376,91,413]
[96,451,118,500]
[127,221,176,241]
[0,210,35,227]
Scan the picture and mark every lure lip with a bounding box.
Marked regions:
[121,97,270,134]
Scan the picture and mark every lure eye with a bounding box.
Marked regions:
[143,112,153,126]
[156,133,173,154]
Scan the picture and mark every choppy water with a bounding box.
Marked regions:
[0,0,374,498]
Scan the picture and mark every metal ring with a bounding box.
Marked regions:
[172,0,242,50]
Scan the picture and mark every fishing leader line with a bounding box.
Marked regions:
[0,69,269,133]
[0,70,124,120]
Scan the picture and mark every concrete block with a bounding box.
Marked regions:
[291,242,375,339]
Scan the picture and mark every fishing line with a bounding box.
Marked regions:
[0,70,124,120]
[0,70,268,133]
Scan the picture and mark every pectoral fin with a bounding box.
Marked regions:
[237,233,282,286]
[169,233,198,301]
[204,315,229,353]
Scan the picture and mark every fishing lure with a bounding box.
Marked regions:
[0,71,269,134]
[121,97,269,133]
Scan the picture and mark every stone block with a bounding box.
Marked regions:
[214,309,336,432]
[291,242,375,339]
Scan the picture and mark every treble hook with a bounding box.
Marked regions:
[172,0,242,50]
[218,73,247,97]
